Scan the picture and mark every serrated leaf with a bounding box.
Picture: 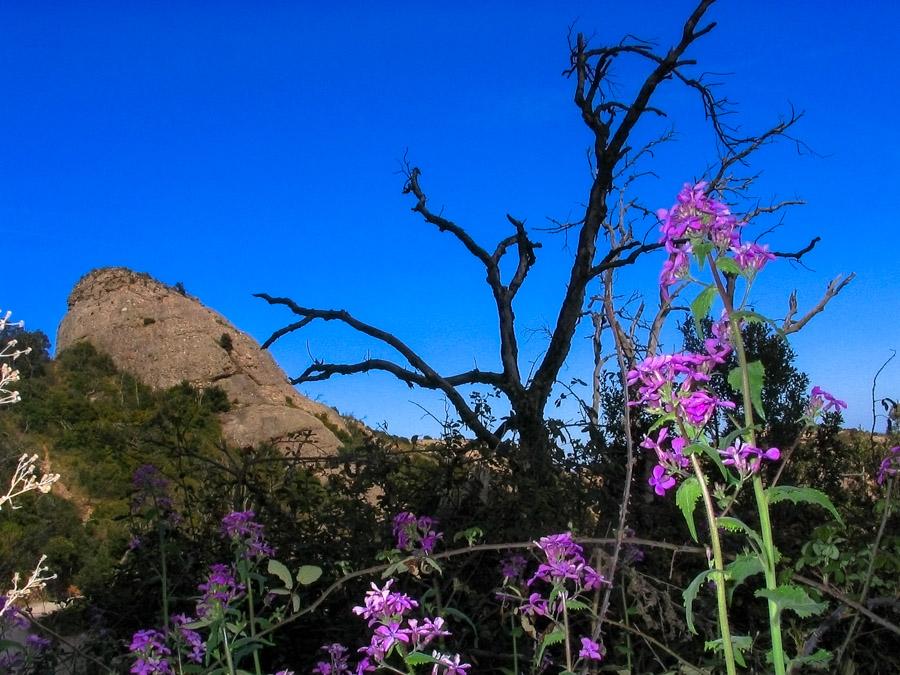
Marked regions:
[565,598,590,612]
[690,286,717,339]
[541,628,566,648]
[537,628,566,664]
[683,568,713,634]
[405,651,439,666]
[267,559,293,588]
[755,584,827,618]
[297,565,322,586]
[676,476,703,542]
[727,361,766,420]
[715,256,743,276]
[697,442,730,481]
[705,635,752,668]
[787,648,832,671]
[717,516,765,554]
[725,554,765,601]
[766,486,844,526]
[693,241,713,267]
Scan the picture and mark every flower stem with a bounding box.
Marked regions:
[709,254,786,674]
[690,453,737,675]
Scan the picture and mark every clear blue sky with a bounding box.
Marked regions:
[2,1,897,435]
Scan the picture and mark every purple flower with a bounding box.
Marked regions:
[720,438,780,476]
[131,464,174,515]
[352,580,418,626]
[129,629,173,675]
[430,651,471,675]
[731,242,775,273]
[877,446,900,485]
[392,512,443,555]
[170,613,204,664]
[26,633,52,651]
[196,563,244,618]
[221,510,276,559]
[578,637,605,661]
[500,553,528,580]
[312,643,352,674]
[649,465,676,496]
[807,386,848,421]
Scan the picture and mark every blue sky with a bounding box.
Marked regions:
[1,1,897,435]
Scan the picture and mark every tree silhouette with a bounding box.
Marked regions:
[258,0,820,473]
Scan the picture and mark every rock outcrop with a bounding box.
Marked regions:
[57,267,350,456]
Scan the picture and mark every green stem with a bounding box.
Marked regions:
[562,591,573,672]
[709,255,785,675]
[222,626,237,675]
[621,585,633,673]
[157,521,169,634]
[244,567,263,675]
[510,612,519,675]
[690,454,737,675]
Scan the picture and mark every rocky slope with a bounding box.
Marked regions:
[56,267,350,456]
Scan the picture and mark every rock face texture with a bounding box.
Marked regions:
[57,267,349,456]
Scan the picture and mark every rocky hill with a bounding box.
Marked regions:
[56,267,350,456]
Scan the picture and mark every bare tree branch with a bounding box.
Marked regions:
[782,273,855,335]
[254,294,501,446]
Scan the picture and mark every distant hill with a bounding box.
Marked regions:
[56,267,355,456]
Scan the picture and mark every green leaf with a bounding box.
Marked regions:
[683,568,713,634]
[676,476,703,542]
[715,256,743,276]
[297,565,322,586]
[717,516,765,554]
[693,241,713,267]
[787,648,832,671]
[755,584,827,618]
[725,554,765,601]
[766,486,844,525]
[565,598,590,612]
[267,559,293,588]
[405,651,439,666]
[727,361,766,419]
[541,628,566,648]
[690,286,717,339]
[705,635,752,668]
[695,442,730,481]
[537,628,566,663]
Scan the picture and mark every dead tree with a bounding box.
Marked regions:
[257,0,809,473]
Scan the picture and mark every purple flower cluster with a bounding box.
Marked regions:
[627,318,735,429]
[221,510,276,559]
[877,446,900,485]
[347,579,465,673]
[392,512,443,555]
[429,651,471,674]
[806,386,848,422]
[657,182,775,298]
[129,629,173,675]
[515,534,606,665]
[312,643,353,674]
[170,614,204,664]
[131,464,176,519]
[526,534,606,591]
[720,438,781,477]
[129,615,205,674]
[196,563,244,618]
[657,182,741,297]
[500,553,528,580]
